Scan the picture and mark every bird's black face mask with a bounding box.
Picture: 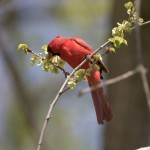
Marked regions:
[47,46,60,56]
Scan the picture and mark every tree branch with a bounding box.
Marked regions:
[79,68,138,96]
[136,146,150,150]
[28,48,70,78]
[137,64,150,111]
[135,0,143,64]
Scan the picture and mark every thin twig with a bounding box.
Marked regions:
[131,20,150,30]
[28,48,70,78]
[56,66,70,78]
[79,68,138,96]
[28,49,44,60]
[101,20,150,57]
[136,146,150,150]
[135,0,143,64]
[60,87,70,95]
[37,77,69,150]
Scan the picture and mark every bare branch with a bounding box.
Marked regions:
[135,0,143,64]
[132,20,150,30]
[28,48,44,60]
[79,68,138,96]
[28,48,70,78]
[37,78,67,150]
[100,20,150,57]
[140,20,150,26]
[136,65,150,111]
[136,146,150,150]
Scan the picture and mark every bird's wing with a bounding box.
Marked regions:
[71,37,94,52]
[71,37,109,73]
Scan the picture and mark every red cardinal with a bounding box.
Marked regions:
[47,35,113,124]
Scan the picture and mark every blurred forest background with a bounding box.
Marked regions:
[0,0,150,150]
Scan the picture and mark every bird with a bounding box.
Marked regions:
[47,35,113,124]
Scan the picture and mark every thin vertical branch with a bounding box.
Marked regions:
[137,65,150,111]
[135,0,150,111]
[135,0,143,65]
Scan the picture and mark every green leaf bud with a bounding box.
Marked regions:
[41,45,48,54]
[18,44,29,54]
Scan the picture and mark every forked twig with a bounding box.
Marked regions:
[79,68,138,96]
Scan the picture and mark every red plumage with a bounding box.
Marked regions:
[48,35,113,124]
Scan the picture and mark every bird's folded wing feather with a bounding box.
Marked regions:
[71,37,109,73]
[71,37,94,52]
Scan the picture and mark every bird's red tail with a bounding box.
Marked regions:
[88,82,113,124]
